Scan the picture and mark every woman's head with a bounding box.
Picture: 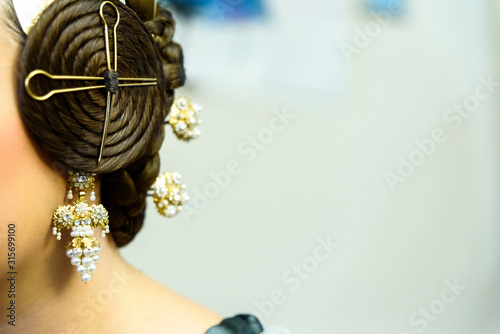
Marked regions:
[8,0,184,246]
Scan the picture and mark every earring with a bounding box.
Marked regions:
[168,97,202,141]
[153,172,189,217]
[52,171,109,283]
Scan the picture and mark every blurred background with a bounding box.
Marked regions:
[121,0,500,333]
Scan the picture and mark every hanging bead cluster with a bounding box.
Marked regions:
[153,172,189,218]
[52,172,109,282]
[169,97,202,141]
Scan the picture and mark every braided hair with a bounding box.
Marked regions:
[13,0,185,246]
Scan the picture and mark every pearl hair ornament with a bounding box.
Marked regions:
[167,97,202,141]
[152,172,189,217]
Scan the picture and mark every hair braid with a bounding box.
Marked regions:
[145,6,186,90]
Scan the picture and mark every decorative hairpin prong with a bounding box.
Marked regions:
[24,70,157,101]
[23,1,158,165]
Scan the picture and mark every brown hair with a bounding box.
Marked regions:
[13,0,185,246]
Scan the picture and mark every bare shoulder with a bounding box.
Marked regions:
[112,267,222,334]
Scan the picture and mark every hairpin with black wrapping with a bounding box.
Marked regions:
[24,1,158,164]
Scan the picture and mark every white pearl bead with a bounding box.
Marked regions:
[66,249,73,258]
[81,273,91,282]
[56,234,61,241]
[73,248,82,257]
[92,255,99,263]
[77,226,82,232]
[88,264,96,273]
[84,248,91,256]
[52,230,57,236]
[71,257,81,266]
[82,257,91,266]
[76,265,85,274]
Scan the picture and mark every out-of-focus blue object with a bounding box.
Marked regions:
[365,0,405,15]
[161,0,264,21]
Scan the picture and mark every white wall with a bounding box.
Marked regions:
[121,0,500,333]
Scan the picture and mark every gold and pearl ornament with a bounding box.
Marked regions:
[153,172,189,217]
[52,172,109,283]
[168,97,202,141]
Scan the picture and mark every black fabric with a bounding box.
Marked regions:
[206,314,264,334]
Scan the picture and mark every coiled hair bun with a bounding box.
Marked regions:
[16,0,185,246]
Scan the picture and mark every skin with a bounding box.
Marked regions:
[0,11,221,334]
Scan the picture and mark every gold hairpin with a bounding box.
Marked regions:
[24,1,158,164]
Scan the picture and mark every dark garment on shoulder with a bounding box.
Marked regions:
[206,314,263,334]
